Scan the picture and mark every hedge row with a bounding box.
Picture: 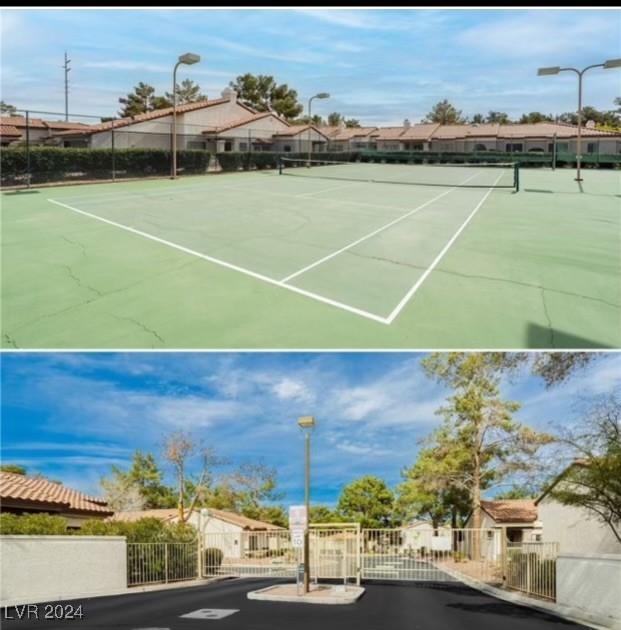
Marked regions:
[0,512,196,543]
[359,150,621,168]
[0,147,211,185]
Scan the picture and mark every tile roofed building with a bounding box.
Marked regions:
[110,507,284,530]
[0,116,91,131]
[480,499,538,524]
[0,471,113,518]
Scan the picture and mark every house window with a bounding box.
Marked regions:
[505,143,523,153]
[558,142,569,152]
[474,144,487,152]
[187,141,206,150]
[284,145,292,152]
[224,141,233,152]
[535,534,542,542]
[239,142,248,151]
[587,142,597,154]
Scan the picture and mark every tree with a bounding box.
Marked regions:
[226,463,284,520]
[559,105,620,129]
[337,476,396,528]
[519,112,554,124]
[327,112,344,126]
[118,82,156,117]
[1,101,17,115]
[162,431,223,522]
[344,118,361,128]
[397,428,472,529]
[1,464,26,474]
[101,451,175,510]
[486,111,511,124]
[528,353,595,388]
[229,74,303,120]
[494,486,535,500]
[255,505,288,528]
[309,505,345,523]
[470,113,485,124]
[293,114,324,126]
[423,100,465,124]
[165,79,206,105]
[421,353,553,534]
[549,393,621,543]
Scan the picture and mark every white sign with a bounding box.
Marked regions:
[289,505,308,529]
[291,529,305,548]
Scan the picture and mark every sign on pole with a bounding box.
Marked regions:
[289,505,307,549]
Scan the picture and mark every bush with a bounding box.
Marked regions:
[0,147,210,186]
[203,547,224,574]
[0,512,68,534]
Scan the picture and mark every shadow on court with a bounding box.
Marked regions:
[527,323,611,349]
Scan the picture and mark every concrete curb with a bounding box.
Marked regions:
[247,584,365,605]
[443,569,617,630]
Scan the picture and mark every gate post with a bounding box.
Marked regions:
[356,524,361,586]
[165,543,169,584]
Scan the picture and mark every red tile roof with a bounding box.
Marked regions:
[201,111,288,134]
[273,124,329,139]
[110,507,284,530]
[0,471,113,515]
[480,499,537,523]
[0,125,21,138]
[0,116,90,131]
[321,126,379,141]
[54,98,257,137]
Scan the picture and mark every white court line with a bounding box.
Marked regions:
[280,171,482,283]
[384,171,504,324]
[47,198,389,324]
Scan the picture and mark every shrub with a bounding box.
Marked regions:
[204,547,224,574]
[0,147,210,186]
[0,512,68,535]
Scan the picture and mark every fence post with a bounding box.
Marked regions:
[25,110,31,189]
[501,529,508,586]
[196,536,201,580]
[111,120,116,181]
[165,543,169,584]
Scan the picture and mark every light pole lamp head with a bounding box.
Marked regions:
[316,92,330,99]
[537,66,561,76]
[604,58,621,69]
[179,52,201,65]
[297,415,316,430]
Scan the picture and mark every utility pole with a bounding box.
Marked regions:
[63,52,71,121]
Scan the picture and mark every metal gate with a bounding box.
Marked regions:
[201,524,360,583]
[361,528,504,584]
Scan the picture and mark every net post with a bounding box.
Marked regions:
[514,162,520,192]
[278,156,283,175]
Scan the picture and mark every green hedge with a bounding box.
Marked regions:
[359,150,621,168]
[0,512,195,543]
[0,147,211,186]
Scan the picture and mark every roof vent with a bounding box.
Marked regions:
[585,120,596,129]
[403,118,411,128]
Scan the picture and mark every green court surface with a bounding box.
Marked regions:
[1,164,619,349]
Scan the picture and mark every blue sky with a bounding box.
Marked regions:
[1,352,620,507]
[1,9,619,124]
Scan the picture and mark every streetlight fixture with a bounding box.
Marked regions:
[537,58,621,181]
[307,93,330,166]
[297,415,316,593]
[172,52,201,179]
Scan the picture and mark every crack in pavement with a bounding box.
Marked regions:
[2,333,19,349]
[540,287,556,348]
[12,259,201,334]
[61,264,103,298]
[61,234,88,257]
[109,314,165,346]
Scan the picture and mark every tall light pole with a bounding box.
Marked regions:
[62,52,71,121]
[307,93,329,166]
[298,415,315,593]
[537,59,621,181]
[172,52,201,179]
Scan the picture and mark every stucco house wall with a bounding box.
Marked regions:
[537,498,621,554]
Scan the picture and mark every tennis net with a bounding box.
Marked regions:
[279,158,519,191]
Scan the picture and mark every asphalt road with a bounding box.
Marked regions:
[2,578,587,630]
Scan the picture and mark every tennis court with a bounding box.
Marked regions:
[1,163,619,348]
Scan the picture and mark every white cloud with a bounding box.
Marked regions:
[456,12,618,59]
[272,377,314,403]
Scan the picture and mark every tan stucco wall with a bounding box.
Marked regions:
[0,536,127,606]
